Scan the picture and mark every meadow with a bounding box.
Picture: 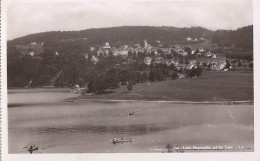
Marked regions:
[79,71,253,102]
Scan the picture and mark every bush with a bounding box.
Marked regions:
[127,81,133,91]
[171,72,178,80]
[189,67,203,77]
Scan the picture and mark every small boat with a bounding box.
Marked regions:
[28,145,38,154]
[129,112,135,116]
[112,137,133,144]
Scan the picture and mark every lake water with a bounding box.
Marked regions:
[8,88,254,153]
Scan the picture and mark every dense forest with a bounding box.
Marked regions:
[7,25,253,89]
[212,25,253,50]
[8,26,213,47]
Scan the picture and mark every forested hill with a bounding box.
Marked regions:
[8,26,213,46]
[7,25,253,88]
[212,25,253,50]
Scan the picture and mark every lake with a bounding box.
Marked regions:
[8,88,254,153]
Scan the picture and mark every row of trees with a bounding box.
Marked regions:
[87,64,203,93]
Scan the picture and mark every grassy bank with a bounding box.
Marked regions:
[78,71,253,102]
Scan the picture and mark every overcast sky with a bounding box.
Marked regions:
[7,0,253,40]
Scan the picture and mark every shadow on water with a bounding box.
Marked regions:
[33,124,169,136]
[8,103,46,108]
[8,103,26,108]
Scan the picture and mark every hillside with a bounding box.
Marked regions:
[7,25,253,88]
[212,25,253,50]
[8,26,213,47]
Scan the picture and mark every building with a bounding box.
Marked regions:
[103,42,111,49]
[28,51,35,56]
[186,37,192,41]
[144,39,148,48]
[14,44,44,56]
[91,55,99,64]
[189,60,197,65]
[165,59,174,67]
[144,57,153,65]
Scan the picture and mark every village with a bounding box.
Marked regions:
[15,37,253,74]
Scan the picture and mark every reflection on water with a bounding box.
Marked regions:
[34,124,167,136]
[8,88,254,153]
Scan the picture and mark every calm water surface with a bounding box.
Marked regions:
[8,88,254,153]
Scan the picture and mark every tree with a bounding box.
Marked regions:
[119,70,130,86]
[188,67,203,77]
[127,81,133,92]
[142,72,149,82]
[166,54,173,59]
[169,63,175,70]
[238,59,242,67]
[171,72,178,80]
[165,144,173,153]
[184,47,192,55]
[225,60,231,69]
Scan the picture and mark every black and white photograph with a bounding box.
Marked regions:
[1,0,260,160]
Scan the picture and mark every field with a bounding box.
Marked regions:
[79,71,253,102]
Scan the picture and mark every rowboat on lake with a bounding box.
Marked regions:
[112,137,133,144]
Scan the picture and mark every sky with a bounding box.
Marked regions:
[6,0,253,40]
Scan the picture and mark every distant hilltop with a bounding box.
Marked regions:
[7,25,253,50]
[8,26,212,46]
[7,25,253,88]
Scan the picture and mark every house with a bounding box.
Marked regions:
[178,73,185,78]
[144,57,153,65]
[209,61,226,71]
[197,52,202,56]
[204,51,214,57]
[186,64,195,70]
[96,49,104,56]
[186,37,192,41]
[144,39,148,48]
[155,57,163,61]
[30,42,37,45]
[173,60,179,66]
[195,58,226,68]
[91,55,99,64]
[84,53,89,59]
[118,49,129,57]
[165,59,174,67]
[14,44,44,56]
[28,51,35,56]
[219,61,226,70]
[210,62,219,70]
[134,43,141,47]
[178,64,187,69]
[102,42,111,55]
[102,42,111,49]
[230,59,238,67]
[189,60,197,65]
[215,54,226,59]
[199,48,205,53]
[90,47,95,51]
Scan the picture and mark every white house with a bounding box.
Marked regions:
[144,57,153,65]
[186,37,192,41]
[28,51,35,56]
[91,55,99,64]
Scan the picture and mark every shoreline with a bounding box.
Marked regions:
[68,97,254,105]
